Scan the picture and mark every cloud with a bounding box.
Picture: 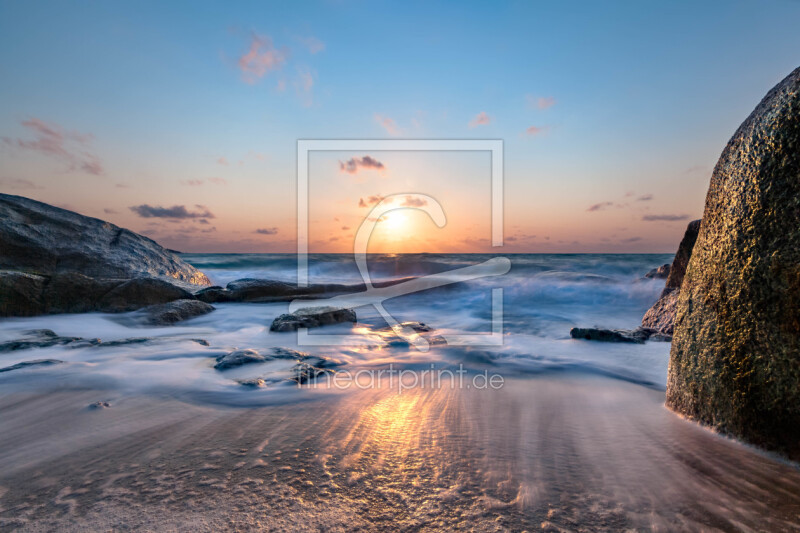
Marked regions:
[621,236,642,243]
[587,201,615,212]
[180,177,227,187]
[2,118,104,175]
[637,194,653,201]
[527,95,556,110]
[255,227,278,235]
[115,183,130,189]
[238,34,289,84]
[341,226,350,230]
[129,204,215,219]
[374,114,400,135]
[526,125,545,136]
[217,157,228,166]
[642,214,690,222]
[208,177,227,185]
[294,66,314,107]
[468,111,492,128]
[297,35,325,54]
[103,208,118,215]
[401,196,427,207]
[181,179,204,186]
[340,155,386,174]
[0,177,43,190]
[358,195,392,208]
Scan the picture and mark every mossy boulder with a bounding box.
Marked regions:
[666,66,800,461]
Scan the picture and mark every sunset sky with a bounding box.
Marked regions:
[2,1,800,253]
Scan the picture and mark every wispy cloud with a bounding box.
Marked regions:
[0,177,43,190]
[340,155,386,175]
[294,66,314,107]
[180,177,227,187]
[358,195,392,208]
[103,208,118,215]
[525,125,546,136]
[642,214,690,222]
[637,194,653,201]
[129,204,215,219]
[374,114,401,135]
[587,201,615,212]
[468,111,492,128]
[2,118,104,175]
[401,196,428,207]
[217,157,228,166]
[238,34,289,84]
[255,227,278,235]
[297,35,325,54]
[527,95,556,110]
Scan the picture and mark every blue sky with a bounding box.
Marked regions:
[1,0,799,252]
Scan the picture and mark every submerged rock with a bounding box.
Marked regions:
[289,361,335,384]
[0,271,46,317]
[644,264,671,279]
[667,66,800,461]
[0,359,63,373]
[237,378,266,388]
[570,327,655,344]
[0,193,210,285]
[142,299,215,325]
[88,401,111,409]
[270,306,357,332]
[214,349,269,370]
[0,329,83,352]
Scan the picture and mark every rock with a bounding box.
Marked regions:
[0,194,210,285]
[226,279,297,302]
[0,271,46,317]
[97,278,194,313]
[378,321,434,333]
[214,349,269,370]
[290,362,335,384]
[0,359,63,373]
[237,378,266,388]
[42,272,124,314]
[667,66,800,461]
[639,220,702,335]
[644,264,671,279]
[194,286,234,303]
[569,327,654,344]
[88,401,111,409]
[270,306,357,332]
[664,219,702,294]
[0,329,83,352]
[142,299,215,325]
[641,289,680,335]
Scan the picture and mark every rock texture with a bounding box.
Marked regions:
[0,194,209,285]
[270,306,357,332]
[644,264,671,279]
[0,271,46,316]
[142,299,215,325]
[667,66,800,461]
[641,219,701,335]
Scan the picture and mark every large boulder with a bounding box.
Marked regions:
[0,271,46,316]
[667,67,800,461]
[42,272,124,314]
[641,219,701,334]
[0,194,210,285]
[97,278,194,312]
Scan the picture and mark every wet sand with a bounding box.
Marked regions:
[1,376,798,532]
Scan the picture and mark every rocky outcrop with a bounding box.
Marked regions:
[667,66,800,461]
[141,299,215,325]
[41,272,125,314]
[640,219,701,335]
[0,194,210,285]
[96,278,194,312]
[644,264,670,279]
[270,306,357,332]
[0,271,46,316]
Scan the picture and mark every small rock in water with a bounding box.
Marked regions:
[142,299,215,325]
[214,349,269,370]
[270,306,357,332]
[0,359,64,373]
[290,362,335,385]
[644,264,671,279]
[570,327,655,344]
[236,378,266,388]
[0,329,83,353]
[88,401,111,409]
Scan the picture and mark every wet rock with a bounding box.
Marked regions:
[289,362,335,384]
[226,279,297,302]
[214,349,269,370]
[0,193,210,285]
[0,329,83,352]
[667,66,800,461]
[42,272,123,314]
[270,306,357,332]
[570,327,656,344]
[378,321,434,333]
[268,347,310,360]
[0,271,46,317]
[194,286,234,303]
[641,289,680,335]
[97,278,194,313]
[237,378,266,388]
[88,401,111,409]
[644,264,670,279]
[142,299,215,325]
[0,359,63,373]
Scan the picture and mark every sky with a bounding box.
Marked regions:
[1,0,799,253]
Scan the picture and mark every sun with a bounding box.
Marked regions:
[382,212,408,231]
